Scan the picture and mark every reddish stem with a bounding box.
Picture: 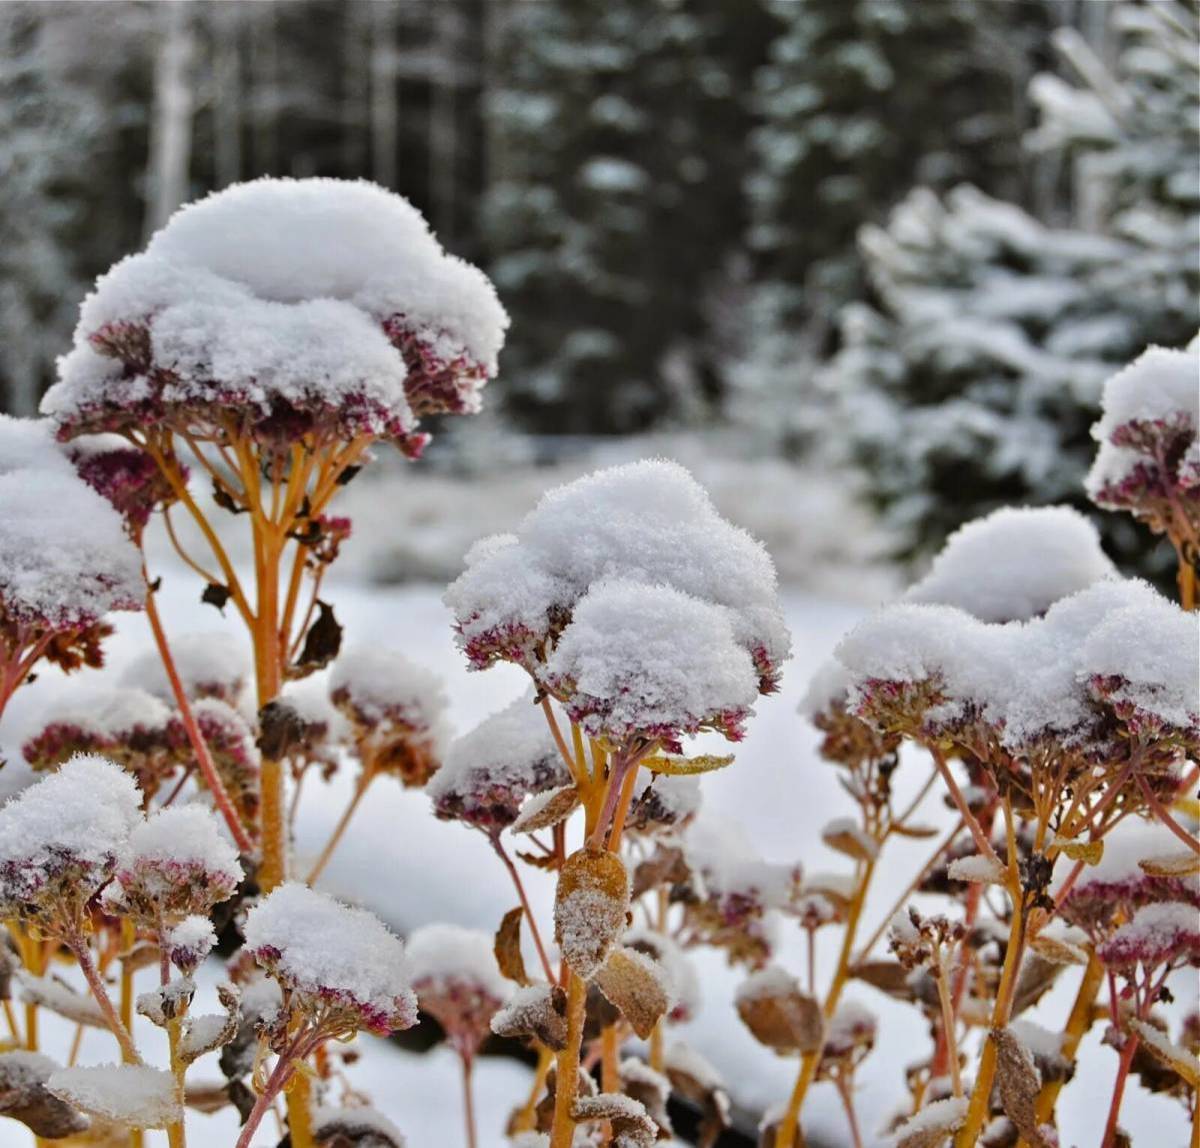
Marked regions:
[143,572,254,853]
[1101,1032,1140,1148]
[67,930,140,1064]
[491,835,555,983]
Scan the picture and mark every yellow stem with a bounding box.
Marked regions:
[775,858,877,1148]
[305,769,374,885]
[512,1046,554,1133]
[549,973,588,1148]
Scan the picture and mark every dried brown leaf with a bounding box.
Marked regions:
[0,1050,90,1138]
[593,948,671,1039]
[495,907,530,987]
[737,980,823,1054]
[512,785,581,834]
[993,1027,1052,1148]
[554,848,630,979]
[1138,852,1200,879]
[850,960,915,1001]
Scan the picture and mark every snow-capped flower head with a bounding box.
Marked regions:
[445,460,791,692]
[329,647,449,786]
[67,435,180,534]
[404,923,511,1057]
[1080,596,1200,748]
[682,816,797,968]
[164,915,218,976]
[799,658,900,771]
[427,692,569,832]
[312,1106,407,1148]
[543,579,760,752]
[243,883,417,1037]
[182,699,261,825]
[1097,902,1200,972]
[0,469,142,638]
[44,178,507,450]
[122,633,250,706]
[820,1000,877,1068]
[0,754,142,929]
[23,687,177,802]
[104,805,243,926]
[904,505,1117,623]
[1086,344,1199,538]
[1058,820,1200,938]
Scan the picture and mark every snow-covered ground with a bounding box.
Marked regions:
[2,574,1193,1147]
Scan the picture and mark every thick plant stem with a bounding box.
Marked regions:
[952,897,1027,1146]
[69,933,140,1064]
[1179,554,1196,612]
[774,859,876,1148]
[233,1034,314,1148]
[1026,952,1104,1140]
[549,973,588,1148]
[144,575,254,853]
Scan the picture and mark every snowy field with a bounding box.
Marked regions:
[2,570,1194,1147]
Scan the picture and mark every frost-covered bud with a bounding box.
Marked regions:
[23,687,177,799]
[427,693,569,833]
[625,775,702,837]
[122,633,249,706]
[184,699,261,823]
[43,179,505,453]
[0,755,142,928]
[543,579,759,752]
[104,806,243,925]
[164,915,217,976]
[330,648,449,787]
[68,437,180,534]
[1086,345,1199,538]
[799,660,900,771]
[1097,903,1200,971]
[243,883,418,1037]
[821,1000,877,1064]
[405,923,511,1058]
[888,908,964,972]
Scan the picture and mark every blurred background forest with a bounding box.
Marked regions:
[2,0,1197,585]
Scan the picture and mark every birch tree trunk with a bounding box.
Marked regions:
[145,0,194,236]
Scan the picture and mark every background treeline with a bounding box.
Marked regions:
[2,0,1196,569]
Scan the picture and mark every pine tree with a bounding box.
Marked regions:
[826,1,1199,573]
[483,0,778,434]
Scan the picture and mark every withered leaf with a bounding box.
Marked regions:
[736,975,823,1054]
[201,582,231,613]
[892,1097,968,1148]
[632,845,691,900]
[822,822,878,862]
[1138,852,1200,879]
[491,985,569,1051]
[1010,954,1063,1017]
[179,984,241,1065]
[294,600,342,673]
[640,753,734,777]
[1129,1018,1200,1090]
[850,960,915,1001]
[890,822,940,839]
[256,699,305,760]
[511,785,580,834]
[993,1027,1052,1148]
[211,480,246,515]
[1056,839,1104,865]
[495,908,530,987]
[593,947,671,1039]
[0,1050,90,1139]
[554,849,630,980]
[1028,929,1088,967]
[571,1093,658,1148]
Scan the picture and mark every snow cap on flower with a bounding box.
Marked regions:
[330,647,450,785]
[544,578,759,750]
[164,916,218,975]
[0,415,74,478]
[44,178,506,445]
[186,698,261,823]
[312,1106,407,1148]
[1097,902,1200,971]
[405,923,510,1055]
[445,460,791,691]
[23,687,175,779]
[243,882,417,1035]
[105,805,243,924]
[427,692,569,831]
[905,505,1116,622]
[0,754,142,923]
[1086,343,1199,519]
[0,470,142,630]
[121,633,250,706]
